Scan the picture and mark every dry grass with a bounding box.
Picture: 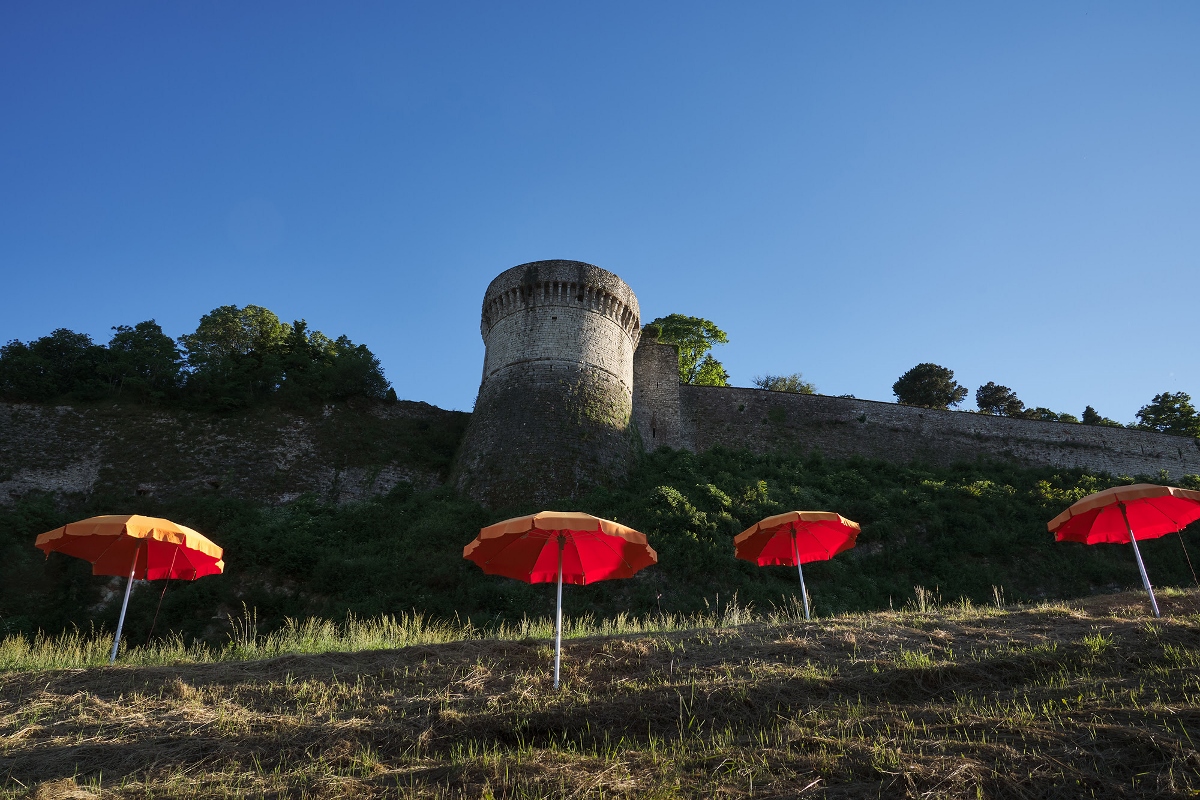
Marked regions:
[1,590,1198,798]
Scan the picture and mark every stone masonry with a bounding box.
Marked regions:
[453,260,642,507]
[11,263,1192,511]
[459,263,1198,510]
[627,341,1200,479]
[631,333,688,452]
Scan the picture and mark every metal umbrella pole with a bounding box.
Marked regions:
[791,527,810,621]
[553,534,565,690]
[109,543,140,664]
[1119,502,1161,618]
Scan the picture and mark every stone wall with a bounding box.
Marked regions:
[670,386,1200,478]
[631,339,689,452]
[453,260,642,507]
[0,400,468,506]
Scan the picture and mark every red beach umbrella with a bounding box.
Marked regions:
[36,514,225,662]
[464,511,657,689]
[734,511,860,620]
[1048,483,1200,618]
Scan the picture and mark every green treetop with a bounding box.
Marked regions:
[975,382,1024,416]
[892,363,968,409]
[1082,405,1123,427]
[753,373,816,394]
[648,314,730,386]
[1135,392,1200,438]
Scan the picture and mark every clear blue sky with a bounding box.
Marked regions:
[2,2,1197,420]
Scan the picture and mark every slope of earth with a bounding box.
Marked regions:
[0,399,469,506]
[2,591,1198,799]
[3,446,1200,644]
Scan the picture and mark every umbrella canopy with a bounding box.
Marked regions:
[1048,484,1200,545]
[36,514,224,662]
[36,514,224,579]
[464,511,656,689]
[734,511,860,621]
[734,510,860,566]
[464,511,656,585]
[1047,483,1200,619]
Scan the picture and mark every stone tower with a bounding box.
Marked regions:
[454,260,641,507]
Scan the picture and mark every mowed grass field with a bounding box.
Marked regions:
[2,590,1198,799]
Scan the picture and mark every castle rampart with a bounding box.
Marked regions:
[454,260,642,507]
[8,266,1193,511]
[668,383,1200,478]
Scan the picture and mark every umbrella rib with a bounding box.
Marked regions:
[172,544,201,578]
[585,529,637,579]
[90,530,131,572]
[794,522,835,561]
[1142,502,1188,531]
[480,530,551,581]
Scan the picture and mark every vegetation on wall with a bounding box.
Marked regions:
[752,373,816,394]
[648,314,730,387]
[1083,405,1124,427]
[892,363,968,409]
[4,446,1197,646]
[975,381,1026,416]
[975,381,1080,423]
[1135,391,1200,438]
[901,366,1196,436]
[0,305,391,410]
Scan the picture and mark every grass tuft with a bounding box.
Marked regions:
[3,590,1197,798]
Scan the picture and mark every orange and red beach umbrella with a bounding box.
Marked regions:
[734,511,860,620]
[36,514,224,662]
[464,511,656,689]
[1048,484,1200,618]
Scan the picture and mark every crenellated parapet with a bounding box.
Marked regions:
[481,264,641,340]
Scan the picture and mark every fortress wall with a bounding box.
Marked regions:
[631,340,690,452]
[0,401,466,507]
[673,386,1200,478]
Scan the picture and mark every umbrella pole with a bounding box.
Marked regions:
[792,529,810,621]
[1119,503,1161,619]
[554,534,564,690]
[109,544,140,664]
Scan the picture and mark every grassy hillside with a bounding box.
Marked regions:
[2,591,1198,798]
[2,444,1198,646]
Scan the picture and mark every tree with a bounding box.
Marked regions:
[753,373,816,394]
[103,320,183,402]
[892,363,968,409]
[178,305,291,375]
[693,355,729,387]
[0,329,107,402]
[178,305,292,409]
[1022,407,1079,423]
[648,314,729,386]
[275,320,391,402]
[1134,392,1200,438]
[0,340,53,401]
[1082,405,1122,427]
[975,382,1024,416]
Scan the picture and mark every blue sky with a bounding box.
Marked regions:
[2,2,1197,420]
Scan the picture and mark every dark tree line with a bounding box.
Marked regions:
[644,314,1196,439]
[891,363,1198,437]
[0,305,392,410]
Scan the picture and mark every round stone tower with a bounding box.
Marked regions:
[454,260,642,507]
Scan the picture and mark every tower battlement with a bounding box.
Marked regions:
[480,261,640,339]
